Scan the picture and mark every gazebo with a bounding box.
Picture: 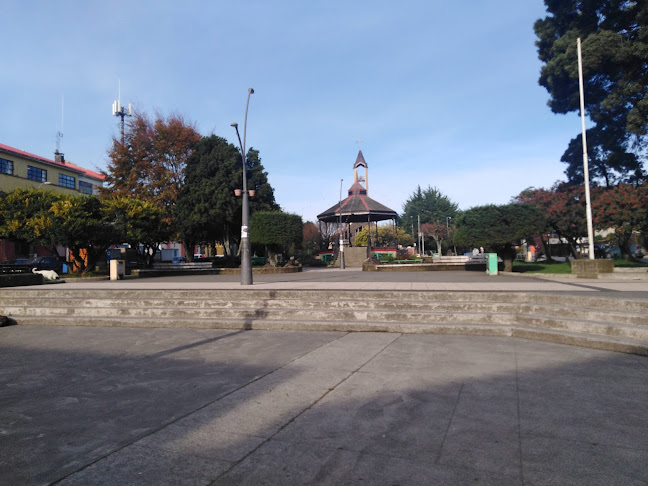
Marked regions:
[317,151,398,259]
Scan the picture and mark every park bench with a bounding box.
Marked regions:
[433,255,486,265]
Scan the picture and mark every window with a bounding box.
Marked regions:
[59,174,76,189]
[0,158,13,175]
[79,180,94,195]
[27,166,47,182]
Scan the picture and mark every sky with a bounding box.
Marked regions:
[1,1,585,223]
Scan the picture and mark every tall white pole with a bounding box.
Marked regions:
[577,38,596,260]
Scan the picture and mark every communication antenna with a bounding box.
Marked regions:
[112,79,133,144]
[55,95,64,161]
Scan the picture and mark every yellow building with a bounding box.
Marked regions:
[0,142,104,195]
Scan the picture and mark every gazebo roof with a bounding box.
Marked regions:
[317,151,397,223]
[317,195,397,223]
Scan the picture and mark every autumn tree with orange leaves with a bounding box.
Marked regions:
[593,184,648,259]
[102,112,201,229]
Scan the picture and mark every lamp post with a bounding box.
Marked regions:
[338,179,345,269]
[231,88,254,285]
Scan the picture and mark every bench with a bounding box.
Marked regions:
[433,255,486,265]
[152,262,213,270]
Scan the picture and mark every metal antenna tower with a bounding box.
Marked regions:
[112,80,132,144]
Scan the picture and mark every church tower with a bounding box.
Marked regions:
[352,150,369,195]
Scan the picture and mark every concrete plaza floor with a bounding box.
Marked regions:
[59,266,648,297]
[2,269,648,484]
[2,327,648,485]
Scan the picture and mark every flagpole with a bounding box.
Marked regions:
[577,38,595,260]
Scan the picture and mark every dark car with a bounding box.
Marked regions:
[28,256,64,274]
[2,258,30,265]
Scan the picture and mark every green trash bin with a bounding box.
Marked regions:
[487,253,498,276]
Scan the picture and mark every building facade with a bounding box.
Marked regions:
[0,143,105,262]
[0,143,104,195]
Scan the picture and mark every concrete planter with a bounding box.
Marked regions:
[571,259,614,278]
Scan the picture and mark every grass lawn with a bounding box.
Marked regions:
[514,258,648,274]
[613,258,648,268]
[513,261,572,274]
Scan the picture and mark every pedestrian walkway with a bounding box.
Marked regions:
[1,327,646,485]
[58,267,648,296]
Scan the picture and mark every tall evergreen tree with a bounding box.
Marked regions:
[534,0,648,184]
[174,135,279,258]
[400,186,458,234]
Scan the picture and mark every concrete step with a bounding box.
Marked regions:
[3,288,647,356]
[2,295,647,327]
[5,288,648,312]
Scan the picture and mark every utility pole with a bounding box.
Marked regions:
[112,81,132,145]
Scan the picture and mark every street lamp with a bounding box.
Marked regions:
[338,179,345,269]
[231,88,254,286]
[37,181,53,189]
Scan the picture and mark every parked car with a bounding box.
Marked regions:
[28,256,64,274]
[193,254,207,259]
[2,258,30,265]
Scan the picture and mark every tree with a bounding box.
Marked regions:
[401,186,458,235]
[0,188,62,254]
[354,225,413,247]
[302,222,320,255]
[454,203,546,272]
[103,197,169,267]
[593,183,648,258]
[47,196,120,275]
[514,183,594,259]
[102,111,202,222]
[250,211,302,266]
[534,0,648,183]
[174,135,279,259]
[420,222,449,255]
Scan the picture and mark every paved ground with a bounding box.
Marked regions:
[2,326,647,485]
[3,269,648,484]
[56,267,648,298]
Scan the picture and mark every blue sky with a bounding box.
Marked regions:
[2,1,582,223]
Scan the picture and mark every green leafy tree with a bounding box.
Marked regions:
[175,135,279,259]
[47,196,120,275]
[103,197,169,267]
[0,188,62,253]
[534,0,648,183]
[354,226,413,247]
[454,203,546,271]
[250,211,302,266]
[401,186,458,235]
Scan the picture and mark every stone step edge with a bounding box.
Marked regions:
[5,288,648,310]
[2,298,647,323]
[2,294,648,317]
[4,306,648,332]
[12,316,648,356]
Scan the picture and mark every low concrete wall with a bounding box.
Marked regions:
[133,265,302,278]
[571,259,614,278]
[0,273,43,287]
[363,263,497,272]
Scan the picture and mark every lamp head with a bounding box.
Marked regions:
[231,122,238,128]
[248,88,254,94]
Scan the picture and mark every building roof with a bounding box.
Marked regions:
[0,143,105,181]
[317,181,397,223]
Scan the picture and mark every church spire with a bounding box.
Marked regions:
[352,150,369,195]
